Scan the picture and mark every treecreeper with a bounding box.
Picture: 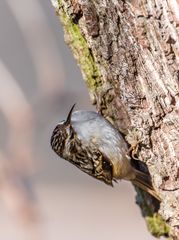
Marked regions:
[51,105,160,201]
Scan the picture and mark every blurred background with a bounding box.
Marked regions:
[0,1,157,239]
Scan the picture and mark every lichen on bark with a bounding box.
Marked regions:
[54,0,102,101]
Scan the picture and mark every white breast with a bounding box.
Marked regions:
[71,111,128,161]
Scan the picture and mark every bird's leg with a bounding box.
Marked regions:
[125,128,143,160]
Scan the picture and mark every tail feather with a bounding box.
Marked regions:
[132,170,161,201]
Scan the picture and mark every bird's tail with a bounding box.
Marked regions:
[132,170,161,201]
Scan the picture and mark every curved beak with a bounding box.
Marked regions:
[65,104,76,125]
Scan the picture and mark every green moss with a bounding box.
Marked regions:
[136,189,170,238]
[56,0,102,91]
[146,214,170,238]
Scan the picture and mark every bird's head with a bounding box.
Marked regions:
[50,104,75,157]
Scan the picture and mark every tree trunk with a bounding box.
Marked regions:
[50,0,179,239]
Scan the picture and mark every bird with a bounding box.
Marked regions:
[51,104,160,200]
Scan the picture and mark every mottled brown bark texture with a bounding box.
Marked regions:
[51,0,179,239]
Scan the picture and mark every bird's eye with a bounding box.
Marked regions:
[102,160,111,171]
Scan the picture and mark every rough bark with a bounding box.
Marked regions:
[50,0,179,239]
